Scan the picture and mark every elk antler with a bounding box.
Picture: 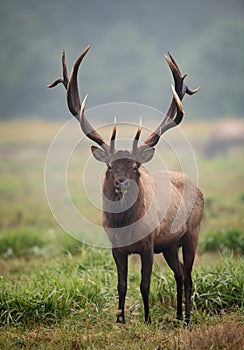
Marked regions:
[132,118,142,155]
[132,84,185,160]
[49,47,199,163]
[135,52,200,150]
[110,118,117,155]
[48,45,112,153]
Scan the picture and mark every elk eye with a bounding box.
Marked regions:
[107,164,112,171]
[133,165,138,171]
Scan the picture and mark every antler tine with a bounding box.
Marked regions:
[110,117,117,154]
[186,86,201,95]
[142,52,199,148]
[79,95,109,152]
[66,44,91,118]
[61,49,69,88]
[163,52,200,120]
[163,52,185,121]
[48,45,110,153]
[47,49,69,89]
[48,45,90,119]
[143,86,185,147]
[133,117,142,154]
[164,84,185,130]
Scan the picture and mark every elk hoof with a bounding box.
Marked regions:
[116,315,125,324]
[145,316,151,325]
[184,317,191,327]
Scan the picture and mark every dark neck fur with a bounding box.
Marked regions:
[103,181,143,229]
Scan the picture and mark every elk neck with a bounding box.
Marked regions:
[102,170,145,229]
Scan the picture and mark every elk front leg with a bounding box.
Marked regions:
[112,248,128,323]
[140,250,153,324]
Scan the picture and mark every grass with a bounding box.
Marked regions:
[1,252,242,326]
[0,228,84,260]
[0,120,244,349]
[0,252,243,349]
[0,314,243,349]
[0,228,47,258]
[0,312,243,349]
[192,257,244,314]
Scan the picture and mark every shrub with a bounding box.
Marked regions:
[199,229,244,255]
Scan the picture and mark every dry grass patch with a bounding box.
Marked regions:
[0,312,243,350]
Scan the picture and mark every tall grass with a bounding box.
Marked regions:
[192,257,244,314]
[0,250,243,326]
[0,248,117,325]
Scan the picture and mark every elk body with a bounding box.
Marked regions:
[48,45,204,325]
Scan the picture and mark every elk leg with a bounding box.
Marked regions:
[140,250,153,324]
[112,248,128,323]
[184,272,193,325]
[163,245,184,320]
[182,230,199,325]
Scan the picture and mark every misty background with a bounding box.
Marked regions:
[0,0,243,121]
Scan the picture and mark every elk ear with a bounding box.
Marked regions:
[91,145,109,163]
[140,147,155,164]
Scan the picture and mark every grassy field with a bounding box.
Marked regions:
[0,120,243,349]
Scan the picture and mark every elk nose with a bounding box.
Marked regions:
[114,177,129,189]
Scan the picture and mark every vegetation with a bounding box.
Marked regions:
[0,120,243,348]
[199,229,244,255]
[0,251,242,326]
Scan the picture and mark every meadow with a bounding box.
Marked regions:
[0,120,243,349]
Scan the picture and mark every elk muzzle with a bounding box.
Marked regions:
[114,177,129,193]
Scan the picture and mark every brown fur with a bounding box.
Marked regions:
[102,156,204,324]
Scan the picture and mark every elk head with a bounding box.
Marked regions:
[48,45,200,198]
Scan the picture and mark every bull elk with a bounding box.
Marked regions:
[48,45,204,325]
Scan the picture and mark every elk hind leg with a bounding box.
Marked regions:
[163,245,184,321]
[182,228,199,325]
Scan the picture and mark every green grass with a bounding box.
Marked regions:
[199,229,244,255]
[0,253,243,349]
[0,228,46,258]
[0,228,84,259]
[0,252,243,326]
[0,120,244,349]
[0,250,114,325]
[192,257,244,314]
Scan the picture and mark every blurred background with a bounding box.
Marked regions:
[0,0,243,256]
[0,0,243,120]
